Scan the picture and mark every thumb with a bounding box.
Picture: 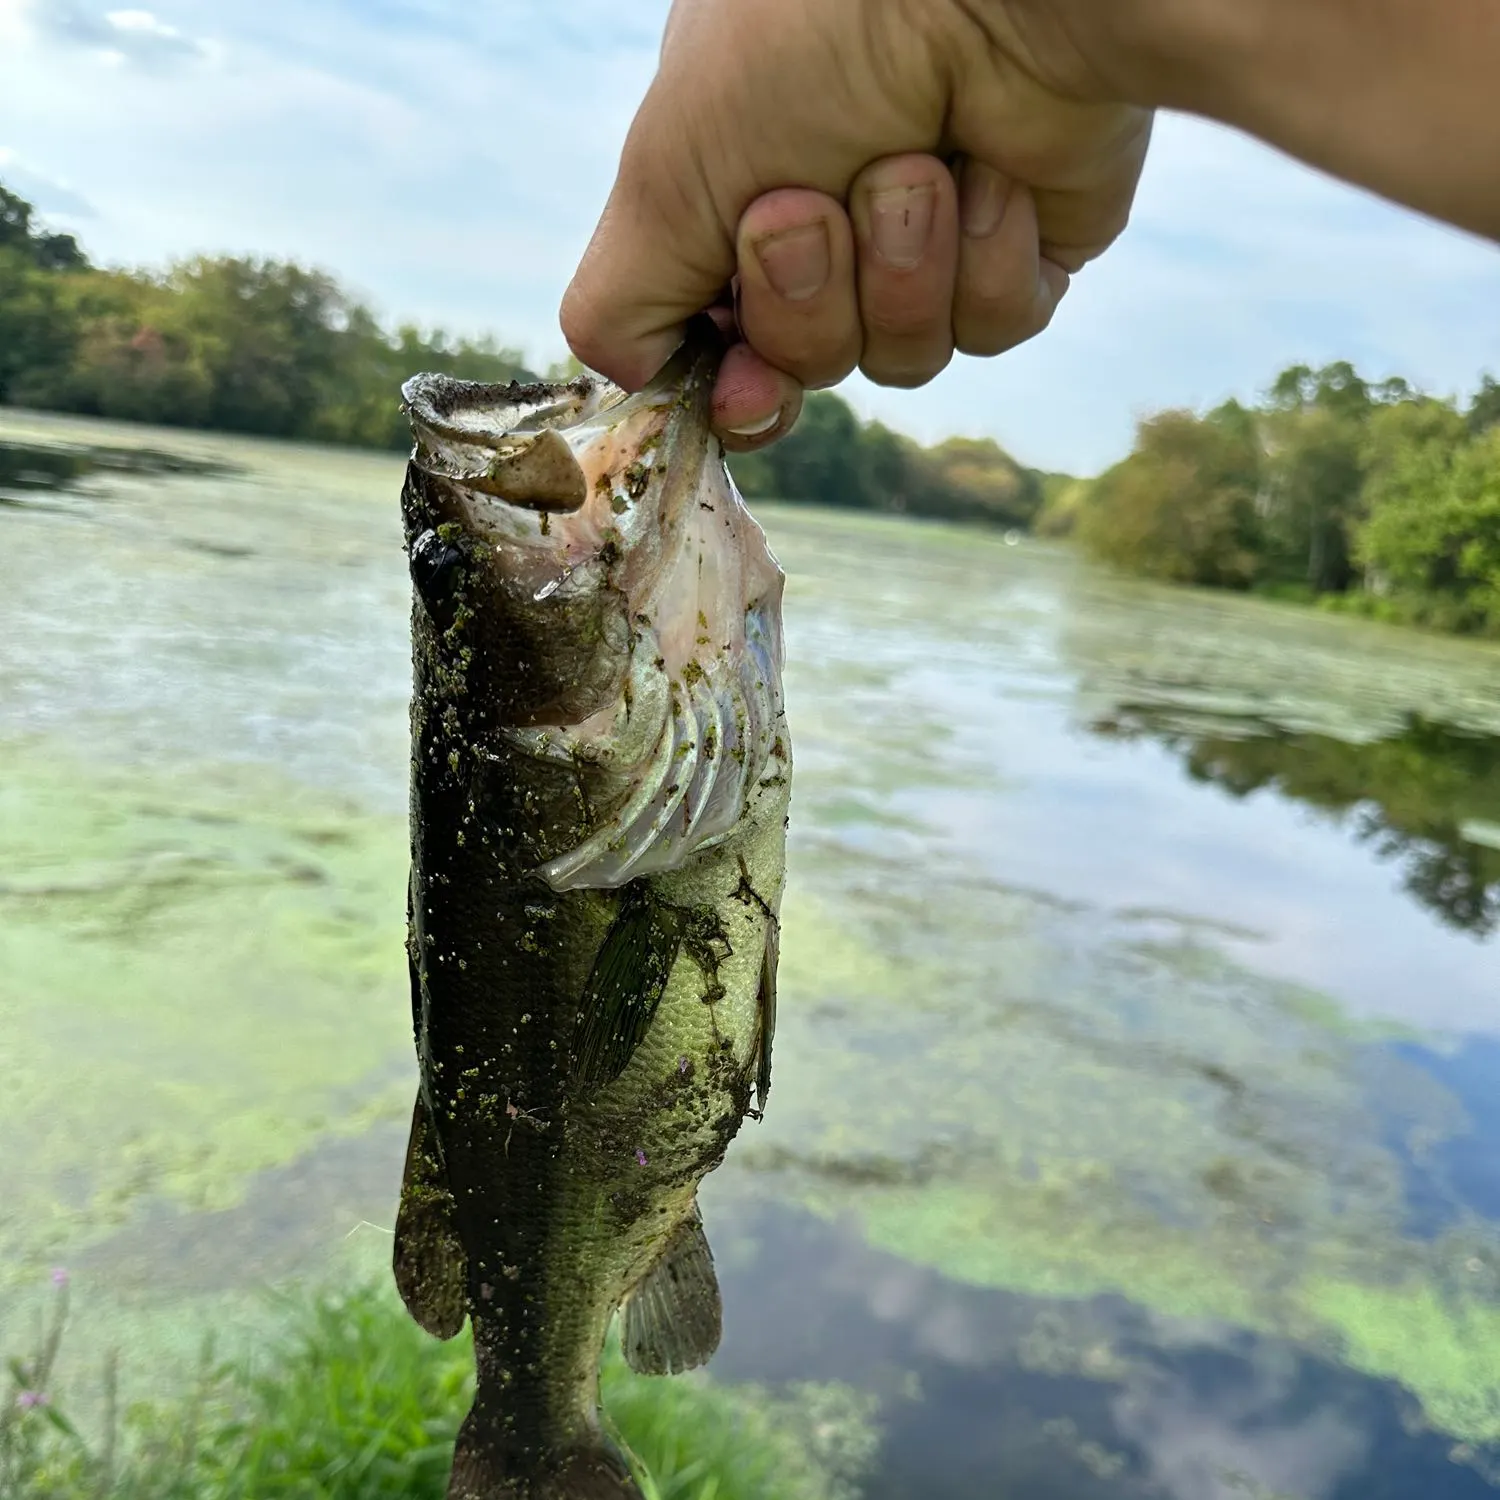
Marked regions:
[561,96,737,392]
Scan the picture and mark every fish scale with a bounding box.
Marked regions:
[391,322,790,1500]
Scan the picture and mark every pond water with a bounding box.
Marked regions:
[3,407,1500,1499]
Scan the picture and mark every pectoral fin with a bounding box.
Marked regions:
[572,890,685,1089]
[393,1091,468,1340]
[753,919,779,1114]
[621,1203,722,1376]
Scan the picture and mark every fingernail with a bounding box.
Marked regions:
[869,184,936,269]
[754,223,830,302]
[960,160,1010,239]
[727,410,782,438]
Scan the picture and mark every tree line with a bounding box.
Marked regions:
[0,181,534,450]
[0,180,1041,527]
[1045,360,1500,637]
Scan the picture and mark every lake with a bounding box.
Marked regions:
[3,407,1500,1499]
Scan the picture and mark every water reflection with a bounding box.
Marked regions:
[1094,708,1500,937]
[710,1199,1500,1499]
[0,436,235,509]
[1380,1037,1500,1236]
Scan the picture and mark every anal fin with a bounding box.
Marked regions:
[621,1203,722,1376]
[393,1091,468,1340]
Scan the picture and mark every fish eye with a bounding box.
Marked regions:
[410,528,466,618]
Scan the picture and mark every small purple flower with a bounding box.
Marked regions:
[15,1391,48,1411]
[635,1149,648,1167]
[50,1268,68,1288]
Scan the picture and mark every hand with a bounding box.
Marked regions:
[561,0,1153,450]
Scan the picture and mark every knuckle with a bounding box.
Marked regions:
[952,290,1043,356]
[558,282,620,374]
[557,291,596,362]
[955,308,1047,359]
[956,281,1033,326]
[748,323,859,389]
[859,343,953,390]
[800,350,862,390]
[954,327,1016,359]
[862,302,941,342]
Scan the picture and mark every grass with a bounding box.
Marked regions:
[1,1274,877,1500]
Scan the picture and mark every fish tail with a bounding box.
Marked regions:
[447,1414,644,1500]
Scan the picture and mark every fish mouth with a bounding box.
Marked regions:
[401,318,722,521]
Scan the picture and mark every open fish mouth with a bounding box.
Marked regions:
[402,325,789,892]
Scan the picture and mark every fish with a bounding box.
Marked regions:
[392,319,791,1500]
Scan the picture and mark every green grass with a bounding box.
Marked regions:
[1,1276,877,1500]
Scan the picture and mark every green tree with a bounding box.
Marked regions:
[1256,361,1412,594]
[1356,403,1500,632]
[729,390,1038,527]
[1269,360,1375,424]
[0,249,78,404]
[0,183,86,271]
[1076,405,1264,587]
[0,184,87,401]
[921,435,1041,526]
[743,392,869,508]
[1468,374,1500,437]
[1259,405,1365,592]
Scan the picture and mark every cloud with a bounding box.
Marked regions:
[1112,1341,1371,1500]
[33,2,209,66]
[0,150,96,218]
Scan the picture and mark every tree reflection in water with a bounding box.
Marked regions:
[1093,710,1500,938]
[0,437,232,502]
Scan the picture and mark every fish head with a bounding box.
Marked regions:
[401,320,788,890]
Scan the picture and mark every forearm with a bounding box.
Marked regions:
[1070,0,1500,241]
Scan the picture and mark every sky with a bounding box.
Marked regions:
[1,0,1497,475]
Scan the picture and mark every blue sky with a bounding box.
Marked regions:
[2,0,1497,475]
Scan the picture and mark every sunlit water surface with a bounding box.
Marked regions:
[4,409,1500,1499]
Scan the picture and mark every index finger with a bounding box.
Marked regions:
[561,101,737,392]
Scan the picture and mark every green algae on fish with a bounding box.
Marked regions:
[394,322,791,1500]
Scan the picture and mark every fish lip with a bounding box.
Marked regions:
[401,373,610,514]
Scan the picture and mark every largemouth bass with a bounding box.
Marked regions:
[393,323,790,1500]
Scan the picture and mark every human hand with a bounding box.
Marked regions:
[561,0,1153,450]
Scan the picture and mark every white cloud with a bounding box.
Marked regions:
[0,0,1496,473]
[1112,1346,1371,1500]
[32,1,210,64]
[0,149,96,218]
